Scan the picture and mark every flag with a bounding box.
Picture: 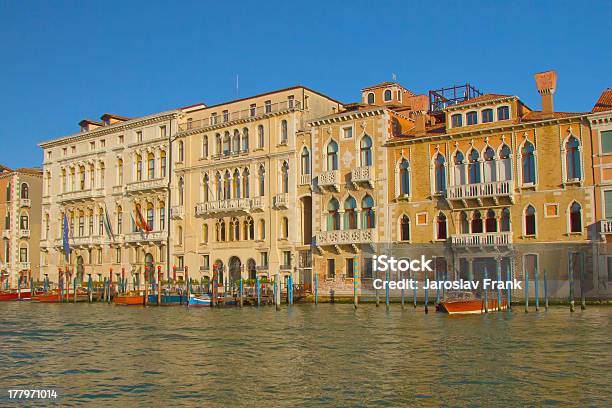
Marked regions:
[134,205,151,232]
[130,212,145,240]
[103,204,115,241]
[62,214,70,261]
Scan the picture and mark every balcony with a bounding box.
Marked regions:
[450,232,513,247]
[351,166,373,187]
[211,149,249,161]
[195,199,251,216]
[19,262,31,271]
[126,178,167,194]
[600,220,612,235]
[314,228,375,247]
[251,196,265,211]
[299,174,311,187]
[279,264,293,271]
[446,180,514,206]
[256,265,269,273]
[273,193,288,209]
[170,206,184,219]
[125,231,167,243]
[19,230,30,239]
[199,266,210,273]
[20,198,31,208]
[178,100,302,132]
[2,230,10,239]
[318,170,339,191]
[58,188,105,203]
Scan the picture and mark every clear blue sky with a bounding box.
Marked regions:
[1,0,610,169]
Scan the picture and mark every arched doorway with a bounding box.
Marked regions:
[145,253,154,282]
[247,258,256,280]
[229,256,242,283]
[76,256,84,283]
[214,259,224,284]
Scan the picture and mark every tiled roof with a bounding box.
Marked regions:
[361,82,399,91]
[16,167,43,175]
[521,111,585,122]
[592,88,612,113]
[0,164,12,173]
[451,93,514,108]
[391,122,447,140]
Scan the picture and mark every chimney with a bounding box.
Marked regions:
[410,95,429,134]
[534,70,557,118]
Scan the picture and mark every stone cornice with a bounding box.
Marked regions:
[308,108,386,126]
[384,113,588,146]
[38,111,179,149]
[444,96,518,112]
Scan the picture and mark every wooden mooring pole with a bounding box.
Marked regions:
[544,269,549,311]
[256,275,261,306]
[424,269,429,314]
[314,273,318,305]
[524,265,529,313]
[353,258,358,309]
[413,271,417,308]
[275,273,281,311]
[580,252,586,310]
[569,254,575,313]
[496,260,502,311]
[484,268,489,313]
[400,268,405,309]
[534,265,540,312]
[239,277,243,308]
[385,269,390,311]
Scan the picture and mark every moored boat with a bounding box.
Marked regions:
[148,293,184,305]
[438,291,508,315]
[114,292,145,306]
[0,289,32,301]
[31,290,62,303]
[187,294,211,307]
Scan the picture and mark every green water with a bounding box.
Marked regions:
[0,303,610,407]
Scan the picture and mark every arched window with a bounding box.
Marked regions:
[434,154,446,193]
[501,208,511,232]
[483,146,496,182]
[569,202,582,233]
[367,92,375,104]
[400,215,410,241]
[485,209,497,232]
[471,210,483,233]
[524,205,536,236]
[242,168,250,198]
[215,172,222,200]
[522,141,536,184]
[301,147,310,175]
[203,174,209,202]
[454,151,466,185]
[230,217,240,241]
[146,202,154,230]
[258,165,265,196]
[116,206,123,234]
[259,219,266,240]
[20,213,29,230]
[147,153,155,179]
[178,141,184,162]
[481,108,493,123]
[384,89,392,101]
[566,136,581,181]
[244,216,254,240]
[362,195,375,228]
[215,133,222,155]
[280,120,288,144]
[202,135,208,157]
[497,106,510,120]
[6,183,10,201]
[468,149,481,184]
[499,144,511,181]
[202,223,208,243]
[467,111,478,125]
[281,161,289,193]
[233,169,241,198]
[161,151,167,178]
[233,130,240,152]
[20,183,29,199]
[159,202,165,230]
[344,196,357,230]
[360,135,372,166]
[223,132,231,155]
[257,125,264,148]
[327,198,340,231]
[281,217,289,238]
[218,220,226,242]
[326,140,338,171]
[178,177,184,206]
[399,159,410,196]
[224,171,231,200]
[437,212,447,240]
[238,128,247,152]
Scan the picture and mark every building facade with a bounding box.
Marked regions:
[174,86,341,287]
[39,110,181,284]
[0,166,43,287]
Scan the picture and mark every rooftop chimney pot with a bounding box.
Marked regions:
[534,70,557,118]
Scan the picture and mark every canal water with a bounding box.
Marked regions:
[0,303,610,407]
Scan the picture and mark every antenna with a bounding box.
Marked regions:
[236,74,239,97]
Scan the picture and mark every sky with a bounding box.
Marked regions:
[0,0,610,169]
